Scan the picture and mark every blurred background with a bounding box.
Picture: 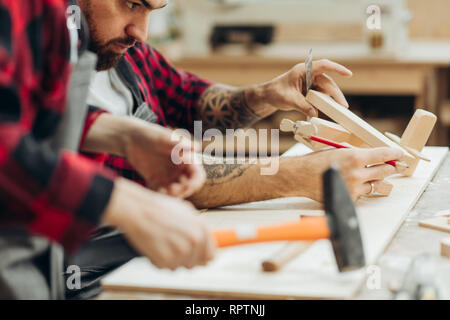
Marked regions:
[147,0,450,154]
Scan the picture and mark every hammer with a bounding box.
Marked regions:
[212,166,366,272]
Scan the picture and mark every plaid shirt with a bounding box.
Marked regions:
[0,0,116,253]
[83,43,213,184]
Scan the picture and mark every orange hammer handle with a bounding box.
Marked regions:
[213,217,330,248]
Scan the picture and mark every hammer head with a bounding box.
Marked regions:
[323,166,365,272]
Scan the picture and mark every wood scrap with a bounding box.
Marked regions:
[440,238,450,258]
[261,241,312,272]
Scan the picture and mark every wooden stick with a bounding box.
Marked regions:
[419,216,450,233]
[384,132,431,161]
[262,242,312,272]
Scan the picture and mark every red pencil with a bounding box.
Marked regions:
[308,135,408,169]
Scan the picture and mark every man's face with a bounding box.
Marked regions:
[79,0,167,71]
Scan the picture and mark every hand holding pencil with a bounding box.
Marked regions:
[280,119,407,200]
[281,119,408,169]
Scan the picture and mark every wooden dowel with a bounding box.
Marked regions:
[262,241,312,272]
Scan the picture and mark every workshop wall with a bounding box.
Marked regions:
[408,0,450,40]
[154,1,450,150]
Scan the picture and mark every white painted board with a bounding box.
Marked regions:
[102,146,448,299]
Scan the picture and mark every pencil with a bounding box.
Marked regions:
[308,135,409,169]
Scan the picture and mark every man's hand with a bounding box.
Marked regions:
[103,178,216,270]
[247,59,353,118]
[81,113,206,198]
[278,147,406,201]
[123,121,205,198]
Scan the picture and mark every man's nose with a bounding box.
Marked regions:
[125,18,149,43]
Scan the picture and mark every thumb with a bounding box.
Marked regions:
[297,93,318,118]
[159,134,194,155]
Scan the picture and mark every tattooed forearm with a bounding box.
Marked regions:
[203,163,251,185]
[197,85,262,132]
[189,161,279,208]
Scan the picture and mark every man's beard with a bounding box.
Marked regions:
[83,4,136,71]
[89,36,136,71]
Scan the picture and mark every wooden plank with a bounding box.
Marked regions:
[102,146,447,299]
[306,90,417,175]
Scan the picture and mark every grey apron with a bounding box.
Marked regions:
[62,57,153,300]
[0,48,98,300]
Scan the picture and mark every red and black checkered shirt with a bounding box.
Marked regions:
[0,0,116,253]
[84,43,213,184]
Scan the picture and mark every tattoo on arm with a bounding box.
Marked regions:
[203,163,251,185]
[198,85,262,132]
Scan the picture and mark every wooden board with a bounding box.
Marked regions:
[102,146,448,299]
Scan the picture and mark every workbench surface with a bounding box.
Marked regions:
[358,152,450,299]
[98,152,450,300]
